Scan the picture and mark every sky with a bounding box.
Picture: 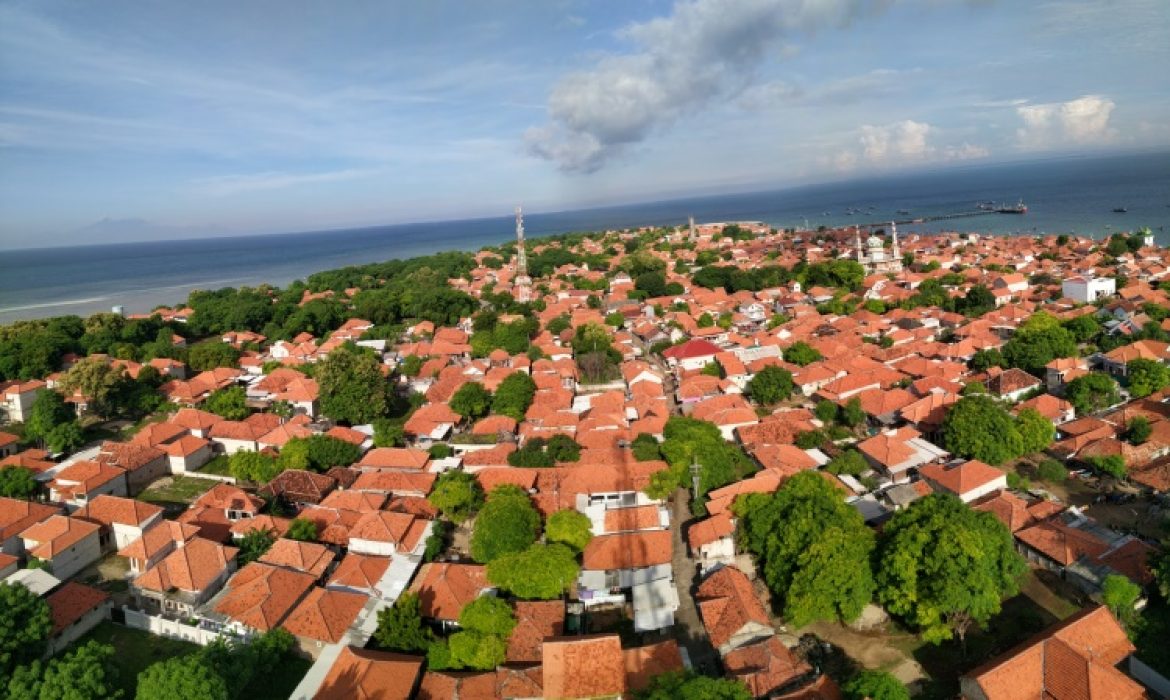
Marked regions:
[0,0,1168,249]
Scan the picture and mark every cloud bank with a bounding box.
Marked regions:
[525,0,887,172]
[1016,95,1116,149]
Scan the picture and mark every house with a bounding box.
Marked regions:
[211,562,317,633]
[282,587,367,648]
[662,338,722,372]
[258,538,336,580]
[258,470,337,508]
[347,511,431,557]
[48,460,129,509]
[695,566,774,655]
[857,430,949,482]
[45,582,111,654]
[0,431,19,458]
[985,367,1042,401]
[326,554,392,598]
[0,497,61,555]
[507,600,565,664]
[919,461,1008,503]
[314,646,423,700]
[686,512,736,572]
[1062,276,1115,303]
[117,520,201,574]
[19,515,102,579]
[960,606,1144,700]
[177,483,264,542]
[0,380,47,422]
[74,495,163,551]
[408,562,489,628]
[95,442,168,495]
[540,634,684,699]
[578,529,676,630]
[132,537,239,617]
[161,436,214,473]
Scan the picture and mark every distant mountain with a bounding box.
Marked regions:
[72,218,222,245]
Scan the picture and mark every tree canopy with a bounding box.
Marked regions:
[491,372,537,421]
[843,671,909,700]
[0,583,52,677]
[428,470,484,523]
[1126,358,1170,398]
[941,395,1041,465]
[646,417,756,501]
[316,344,391,424]
[470,485,541,563]
[135,655,229,700]
[486,543,580,600]
[545,509,594,552]
[782,341,822,367]
[1065,372,1120,416]
[8,640,123,700]
[373,591,433,653]
[449,382,492,420]
[746,366,794,405]
[734,472,875,627]
[0,467,39,500]
[634,671,752,700]
[875,495,1026,643]
[204,386,249,421]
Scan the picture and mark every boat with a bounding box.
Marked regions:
[896,209,910,215]
[1113,207,1128,213]
[996,200,1027,214]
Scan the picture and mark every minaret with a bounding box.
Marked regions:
[891,222,900,260]
[855,226,864,263]
[689,215,696,238]
[514,206,531,303]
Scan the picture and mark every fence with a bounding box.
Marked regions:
[122,607,225,646]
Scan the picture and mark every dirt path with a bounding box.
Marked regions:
[670,488,721,674]
[801,620,927,684]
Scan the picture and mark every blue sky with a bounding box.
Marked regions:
[1,0,1167,248]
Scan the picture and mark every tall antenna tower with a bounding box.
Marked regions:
[514,206,532,303]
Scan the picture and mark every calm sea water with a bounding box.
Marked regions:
[1,151,1167,324]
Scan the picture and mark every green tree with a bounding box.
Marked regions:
[546,509,593,552]
[135,655,228,700]
[1002,313,1077,375]
[229,451,280,484]
[0,467,39,499]
[841,397,865,427]
[1125,416,1153,445]
[286,518,317,542]
[9,640,123,700]
[0,582,52,677]
[605,311,626,327]
[1063,314,1100,343]
[372,418,405,448]
[814,400,838,423]
[746,365,794,405]
[458,595,516,637]
[45,421,84,454]
[236,528,276,566]
[941,396,1024,466]
[631,433,662,461]
[398,354,424,377]
[843,670,909,700]
[634,671,751,700]
[1016,408,1056,454]
[1089,454,1127,480]
[428,471,484,523]
[186,342,241,372]
[373,592,434,653]
[546,434,581,462]
[700,361,723,378]
[1127,358,1170,398]
[826,450,869,476]
[1036,459,1067,483]
[439,630,507,671]
[23,390,74,448]
[734,472,875,627]
[486,544,580,600]
[1101,574,1141,629]
[204,386,249,421]
[450,382,492,421]
[875,495,1026,644]
[316,345,391,424]
[1065,372,1120,416]
[58,358,132,418]
[646,417,757,500]
[782,341,822,366]
[470,485,540,563]
[970,349,1005,372]
[491,372,537,421]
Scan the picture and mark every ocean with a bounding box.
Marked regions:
[1,150,1167,324]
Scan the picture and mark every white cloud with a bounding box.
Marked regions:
[943,142,990,160]
[860,120,932,161]
[526,0,891,172]
[1016,95,1116,149]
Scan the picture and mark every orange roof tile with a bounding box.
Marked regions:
[316,646,423,700]
[408,562,488,621]
[542,634,626,699]
[281,587,367,643]
[214,562,316,631]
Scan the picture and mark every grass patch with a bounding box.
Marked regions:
[138,475,219,510]
[199,454,232,476]
[1018,569,1080,620]
[80,621,200,697]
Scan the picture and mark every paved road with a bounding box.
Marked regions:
[670,487,721,674]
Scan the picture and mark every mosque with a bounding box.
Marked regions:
[855,223,903,275]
